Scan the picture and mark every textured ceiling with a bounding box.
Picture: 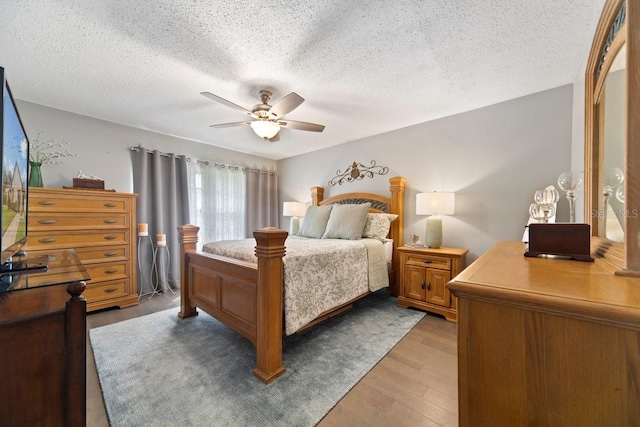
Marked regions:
[1,0,605,160]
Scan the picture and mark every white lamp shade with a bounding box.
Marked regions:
[416,192,455,215]
[250,120,280,139]
[283,202,306,217]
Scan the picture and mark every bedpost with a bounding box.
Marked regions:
[311,186,324,206]
[389,176,406,296]
[177,224,199,319]
[252,227,288,384]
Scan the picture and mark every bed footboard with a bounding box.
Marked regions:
[177,225,288,384]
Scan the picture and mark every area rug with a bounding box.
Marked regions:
[90,290,425,427]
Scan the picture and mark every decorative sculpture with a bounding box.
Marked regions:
[328,160,389,187]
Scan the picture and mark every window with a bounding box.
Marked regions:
[187,161,246,248]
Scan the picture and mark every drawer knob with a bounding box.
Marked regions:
[104,251,118,257]
[38,238,56,244]
[38,219,56,225]
[37,200,56,206]
[103,219,117,224]
[104,203,117,208]
[422,259,433,264]
[104,287,118,294]
[104,235,118,240]
[104,268,118,274]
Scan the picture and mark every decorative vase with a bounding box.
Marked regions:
[29,161,43,187]
[557,171,583,223]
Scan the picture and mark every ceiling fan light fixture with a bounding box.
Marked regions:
[250,120,280,139]
[203,89,324,141]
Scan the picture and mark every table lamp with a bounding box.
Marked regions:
[283,202,306,236]
[416,192,455,249]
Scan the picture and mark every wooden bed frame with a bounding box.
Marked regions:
[177,176,405,383]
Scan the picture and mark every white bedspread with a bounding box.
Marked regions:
[202,236,389,335]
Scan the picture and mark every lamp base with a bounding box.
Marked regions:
[425,216,443,249]
[289,216,300,236]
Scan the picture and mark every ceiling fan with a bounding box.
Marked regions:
[201,90,325,142]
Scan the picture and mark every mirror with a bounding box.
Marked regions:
[599,43,625,243]
[585,0,639,275]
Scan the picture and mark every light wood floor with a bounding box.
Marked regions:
[86,294,459,426]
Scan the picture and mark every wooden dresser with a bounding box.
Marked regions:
[27,187,139,311]
[0,249,89,427]
[447,241,640,426]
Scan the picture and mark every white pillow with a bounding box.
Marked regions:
[322,203,371,240]
[362,213,398,240]
[297,205,333,238]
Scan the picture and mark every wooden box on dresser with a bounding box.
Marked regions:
[397,246,468,321]
[26,187,139,311]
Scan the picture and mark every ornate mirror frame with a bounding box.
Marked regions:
[585,0,639,275]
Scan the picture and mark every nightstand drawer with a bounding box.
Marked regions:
[405,254,451,270]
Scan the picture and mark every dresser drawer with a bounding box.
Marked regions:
[85,261,129,282]
[84,280,129,303]
[71,245,129,265]
[27,231,129,250]
[29,192,129,213]
[405,253,452,270]
[29,212,128,231]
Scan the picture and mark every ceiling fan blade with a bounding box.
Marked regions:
[268,133,280,142]
[209,121,254,128]
[268,92,304,118]
[278,119,325,132]
[201,92,257,118]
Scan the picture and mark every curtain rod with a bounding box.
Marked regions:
[195,159,245,171]
[130,144,276,174]
[130,145,186,159]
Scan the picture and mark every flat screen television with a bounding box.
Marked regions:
[0,66,30,267]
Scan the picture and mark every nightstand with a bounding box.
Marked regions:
[397,246,468,321]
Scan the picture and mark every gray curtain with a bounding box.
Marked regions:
[246,169,278,234]
[132,149,189,293]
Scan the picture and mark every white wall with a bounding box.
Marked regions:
[278,85,574,264]
[16,100,277,193]
[16,86,574,265]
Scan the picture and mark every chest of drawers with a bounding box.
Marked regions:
[27,187,139,311]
